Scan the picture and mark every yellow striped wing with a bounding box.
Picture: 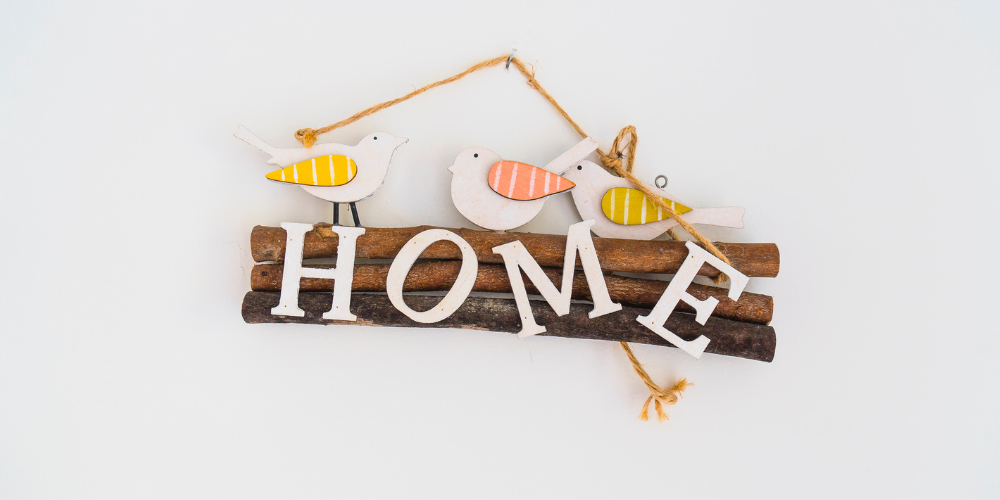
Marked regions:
[265,155,357,187]
[601,188,693,225]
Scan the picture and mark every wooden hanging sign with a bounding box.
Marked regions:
[236,54,781,421]
[243,221,777,360]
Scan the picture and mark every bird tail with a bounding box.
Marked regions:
[683,206,746,229]
[546,137,600,174]
[234,125,279,159]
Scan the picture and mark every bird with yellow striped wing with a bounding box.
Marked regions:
[235,126,407,227]
[562,160,745,240]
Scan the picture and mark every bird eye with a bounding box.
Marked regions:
[373,136,378,140]
[577,165,582,170]
[474,153,478,158]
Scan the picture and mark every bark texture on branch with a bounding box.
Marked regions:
[241,291,776,362]
[251,261,774,325]
[250,225,780,279]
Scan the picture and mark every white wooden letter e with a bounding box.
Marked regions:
[636,241,750,359]
[271,222,365,321]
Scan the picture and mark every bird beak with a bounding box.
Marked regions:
[447,164,454,173]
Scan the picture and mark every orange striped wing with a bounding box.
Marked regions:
[487,161,575,201]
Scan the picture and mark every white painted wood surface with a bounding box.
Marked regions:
[385,229,479,323]
[235,126,408,203]
[543,137,599,174]
[562,160,746,240]
[447,139,597,231]
[270,222,366,321]
[449,147,547,231]
[492,220,622,337]
[636,241,750,358]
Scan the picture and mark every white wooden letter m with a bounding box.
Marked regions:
[491,220,622,338]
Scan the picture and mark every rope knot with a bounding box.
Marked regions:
[599,151,623,170]
[619,342,691,422]
[641,379,691,422]
[295,128,318,148]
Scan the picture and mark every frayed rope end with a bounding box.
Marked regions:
[638,378,692,422]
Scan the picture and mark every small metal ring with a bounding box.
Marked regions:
[506,49,516,70]
[655,175,668,189]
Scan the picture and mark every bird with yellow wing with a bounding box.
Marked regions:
[235,126,408,226]
[562,160,746,240]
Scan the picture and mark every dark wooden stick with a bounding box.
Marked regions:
[250,225,780,279]
[251,261,774,325]
[241,291,776,362]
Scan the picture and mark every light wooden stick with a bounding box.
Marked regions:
[250,225,780,280]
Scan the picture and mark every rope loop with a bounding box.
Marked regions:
[603,125,638,174]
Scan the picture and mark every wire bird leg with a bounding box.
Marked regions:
[333,203,340,226]
[349,202,361,227]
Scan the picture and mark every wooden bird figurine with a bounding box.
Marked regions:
[234,126,408,226]
[562,160,746,239]
[447,138,599,231]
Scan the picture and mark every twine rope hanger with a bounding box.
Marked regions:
[293,54,733,275]
[294,53,737,422]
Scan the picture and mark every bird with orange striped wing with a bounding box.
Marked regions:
[447,138,599,231]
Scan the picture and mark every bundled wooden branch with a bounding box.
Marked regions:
[243,292,776,362]
[250,225,780,280]
[251,261,774,325]
[243,224,780,363]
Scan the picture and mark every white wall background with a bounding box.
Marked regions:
[2,1,998,498]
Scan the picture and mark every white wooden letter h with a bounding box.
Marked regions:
[271,222,364,321]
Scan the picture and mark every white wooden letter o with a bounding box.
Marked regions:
[386,229,478,323]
